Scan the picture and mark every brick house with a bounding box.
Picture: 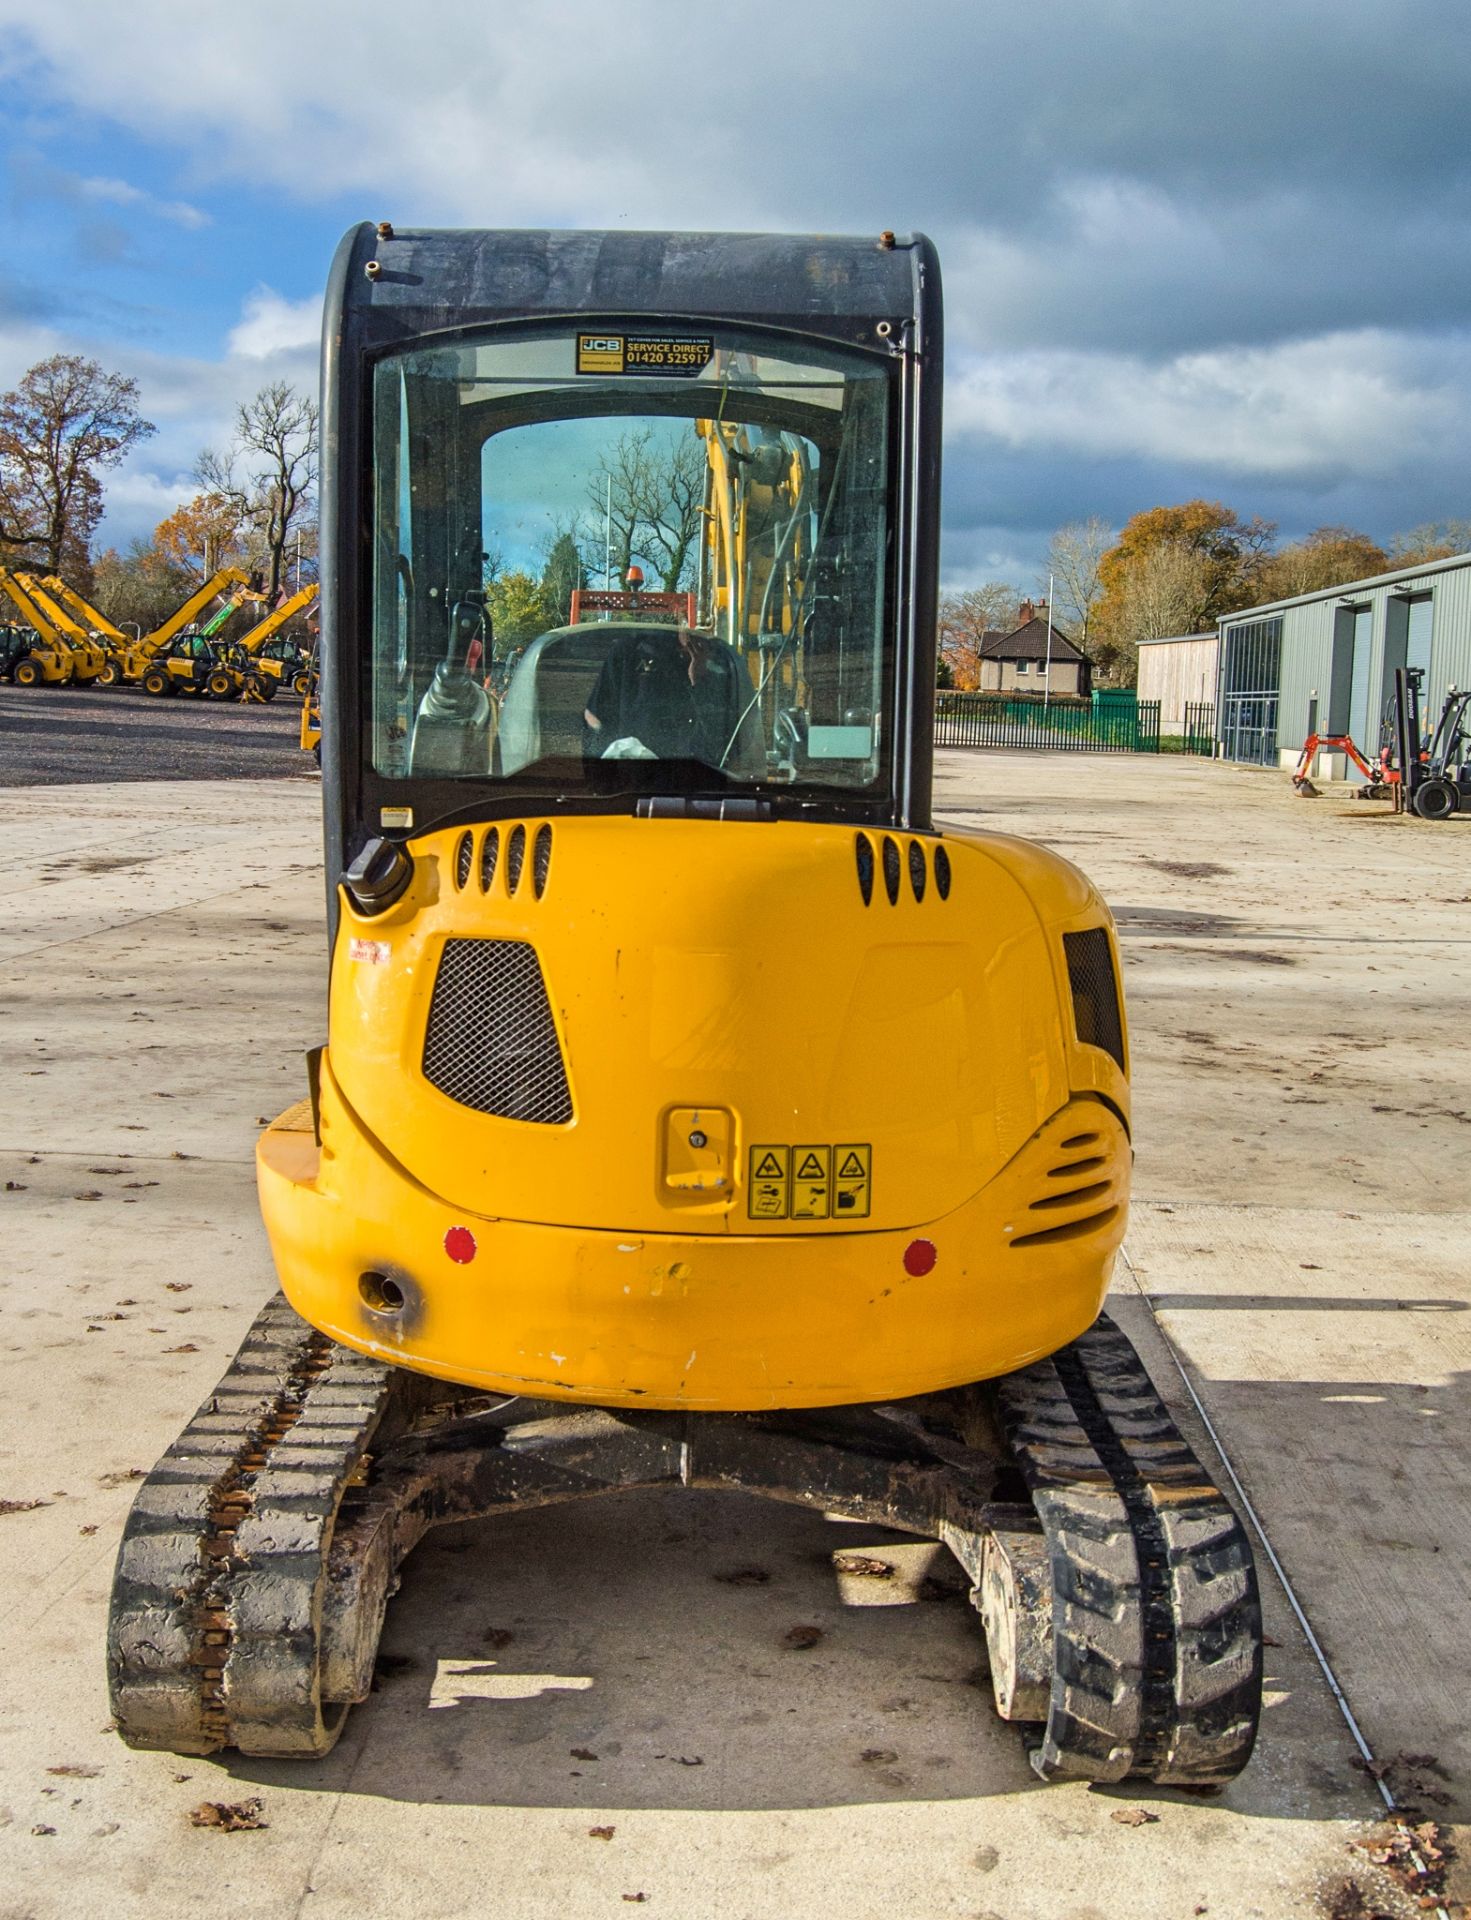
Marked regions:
[976,600,1092,696]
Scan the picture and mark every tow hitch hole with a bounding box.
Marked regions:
[359,1271,405,1313]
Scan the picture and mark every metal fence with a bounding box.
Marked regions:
[935,694,1162,753]
[1182,701,1217,756]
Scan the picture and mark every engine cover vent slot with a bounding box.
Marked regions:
[933,844,952,899]
[422,939,572,1125]
[479,826,500,893]
[506,823,527,894]
[855,833,875,905]
[1062,928,1125,1070]
[908,839,926,902]
[1011,1204,1121,1249]
[533,824,553,898]
[881,835,901,905]
[454,831,473,890]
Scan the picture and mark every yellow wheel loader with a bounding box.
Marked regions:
[109,227,1262,1783]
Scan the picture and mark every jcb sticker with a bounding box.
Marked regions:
[747,1141,872,1219]
[790,1145,831,1219]
[349,937,391,965]
[832,1144,872,1219]
[577,334,626,373]
[576,332,713,377]
[748,1145,789,1218]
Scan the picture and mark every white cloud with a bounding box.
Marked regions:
[75,172,209,229]
[227,286,323,360]
[947,330,1471,484]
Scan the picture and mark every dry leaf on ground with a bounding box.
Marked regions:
[189,1799,267,1832]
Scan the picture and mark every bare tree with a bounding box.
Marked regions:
[588,426,705,592]
[1044,517,1112,654]
[197,382,318,603]
[587,428,655,587]
[1388,519,1471,567]
[1110,540,1210,686]
[634,435,705,590]
[0,355,154,586]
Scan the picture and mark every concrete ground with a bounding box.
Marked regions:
[0,753,1467,1919]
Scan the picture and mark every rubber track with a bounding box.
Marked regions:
[108,1293,397,1757]
[996,1313,1262,1785]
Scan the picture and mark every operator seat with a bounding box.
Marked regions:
[498,622,679,774]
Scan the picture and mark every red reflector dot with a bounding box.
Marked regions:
[903,1238,937,1277]
[444,1226,477,1264]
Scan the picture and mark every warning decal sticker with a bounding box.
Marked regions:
[576,334,713,378]
[790,1146,831,1219]
[746,1142,871,1220]
[832,1144,872,1219]
[748,1145,790,1218]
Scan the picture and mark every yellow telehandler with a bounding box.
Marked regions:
[0,569,100,684]
[100,565,260,691]
[205,585,319,700]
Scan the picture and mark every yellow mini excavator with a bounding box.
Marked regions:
[109,227,1262,1783]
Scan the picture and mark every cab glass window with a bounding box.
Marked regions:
[368,327,892,799]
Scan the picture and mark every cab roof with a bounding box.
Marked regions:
[330,226,936,350]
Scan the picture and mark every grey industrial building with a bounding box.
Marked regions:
[1214,550,1471,776]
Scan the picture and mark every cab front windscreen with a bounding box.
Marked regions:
[368,326,893,799]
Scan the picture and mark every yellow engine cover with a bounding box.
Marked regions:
[257,817,1130,1409]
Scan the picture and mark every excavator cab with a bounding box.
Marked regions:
[110,229,1262,1786]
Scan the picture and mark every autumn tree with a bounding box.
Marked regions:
[1092,500,1274,682]
[1044,517,1112,654]
[1253,525,1387,602]
[0,355,154,589]
[196,382,318,604]
[153,493,250,574]
[1387,519,1471,566]
[937,583,1021,690]
[484,568,551,650]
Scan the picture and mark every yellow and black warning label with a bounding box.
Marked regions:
[790,1145,831,1219]
[747,1142,871,1219]
[576,333,713,378]
[748,1145,790,1218]
[832,1144,872,1219]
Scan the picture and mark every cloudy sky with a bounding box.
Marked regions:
[2,0,1468,587]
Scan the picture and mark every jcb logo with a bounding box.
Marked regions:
[581,337,621,353]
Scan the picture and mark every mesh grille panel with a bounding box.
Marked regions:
[422,939,572,1124]
[1063,928,1125,1070]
